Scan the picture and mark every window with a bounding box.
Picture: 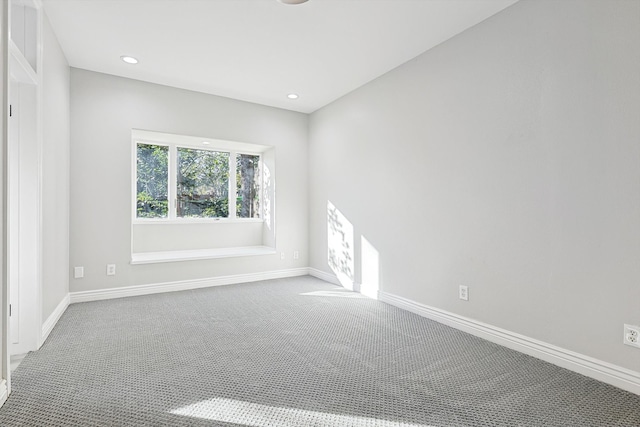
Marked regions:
[177,148,229,218]
[135,142,261,221]
[136,144,169,218]
[236,154,260,218]
[131,130,275,263]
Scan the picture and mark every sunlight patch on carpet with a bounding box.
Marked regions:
[299,289,366,298]
[171,397,433,427]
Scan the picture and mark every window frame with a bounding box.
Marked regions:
[132,138,263,224]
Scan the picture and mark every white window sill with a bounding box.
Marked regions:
[130,246,276,265]
[133,218,264,225]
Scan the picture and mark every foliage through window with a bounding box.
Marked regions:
[137,144,168,218]
[236,154,260,219]
[135,142,261,220]
[178,148,229,218]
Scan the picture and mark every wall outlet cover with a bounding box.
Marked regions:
[74,266,84,279]
[459,285,469,301]
[106,264,116,276]
[623,324,640,348]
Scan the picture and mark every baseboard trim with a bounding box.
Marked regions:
[69,268,310,304]
[0,379,7,408]
[68,268,639,395]
[308,268,341,285]
[41,294,70,345]
[379,291,640,395]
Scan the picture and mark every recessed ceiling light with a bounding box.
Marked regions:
[287,93,299,100]
[202,141,210,145]
[120,55,138,64]
[278,0,309,4]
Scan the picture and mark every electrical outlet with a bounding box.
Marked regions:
[280,252,285,260]
[293,250,299,260]
[74,267,84,279]
[459,285,469,301]
[106,264,116,276]
[623,324,640,348]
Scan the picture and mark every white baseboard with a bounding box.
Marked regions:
[41,294,70,345]
[0,379,7,408]
[379,291,640,396]
[308,268,341,285]
[68,266,639,395]
[69,268,310,304]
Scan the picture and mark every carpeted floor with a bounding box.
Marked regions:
[0,276,638,426]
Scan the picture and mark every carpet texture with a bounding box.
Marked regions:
[0,276,638,426]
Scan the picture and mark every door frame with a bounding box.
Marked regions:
[1,0,12,406]
[1,0,44,406]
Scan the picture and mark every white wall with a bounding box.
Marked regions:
[41,14,70,323]
[132,222,264,253]
[309,0,640,373]
[69,69,308,292]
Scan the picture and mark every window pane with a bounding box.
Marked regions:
[236,154,260,218]
[136,143,168,218]
[177,148,229,218]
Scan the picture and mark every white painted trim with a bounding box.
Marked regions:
[35,0,44,352]
[308,268,340,285]
[8,40,37,84]
[130,246,277,265]
[70,268,310,304]
[0,379,7,408]
[133,218,264,225]
[40,293,69,345]
[2,0,11,398]
[379,291,640,396]
[228,151,237,220]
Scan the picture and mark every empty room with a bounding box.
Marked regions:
[0,0,639,425]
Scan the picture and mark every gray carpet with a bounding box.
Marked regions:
[0,276,638,426]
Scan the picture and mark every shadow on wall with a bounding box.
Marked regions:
[327,201,380,299]
[262,163,272,230]
[327,201,354,289]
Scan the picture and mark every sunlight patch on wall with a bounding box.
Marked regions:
[327,201,354,290]
[262,163,272,230]
[171,397,432,427]
[360,236,380,299]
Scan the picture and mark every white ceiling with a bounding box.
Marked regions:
[43,0,518,113]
